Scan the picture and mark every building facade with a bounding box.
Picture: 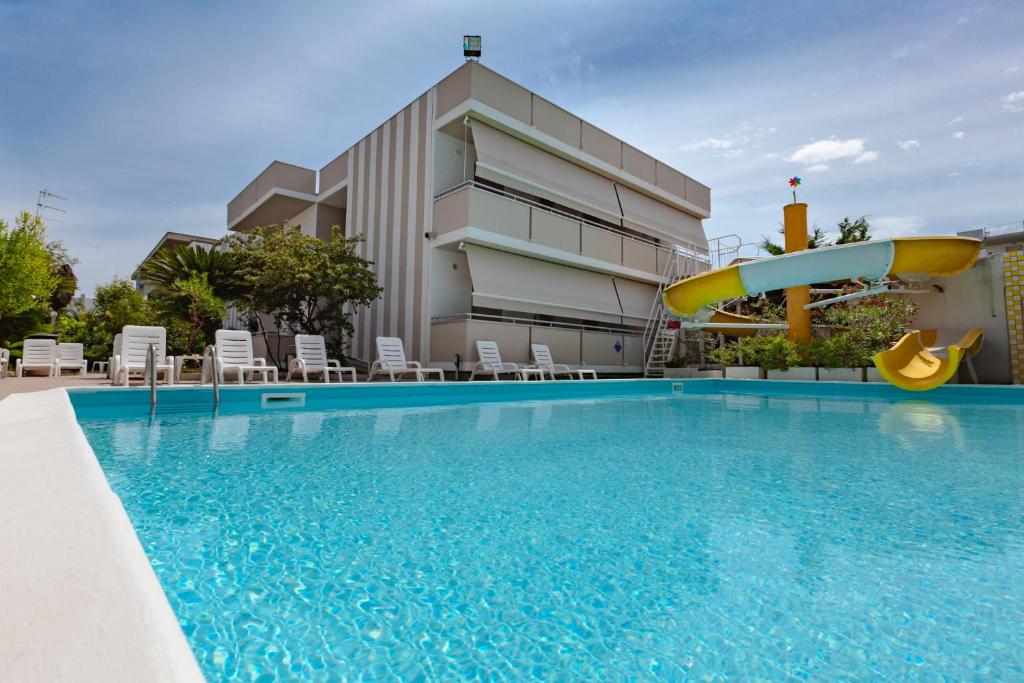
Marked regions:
[226,62,711,373]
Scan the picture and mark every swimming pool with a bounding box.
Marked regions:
[73,380,1024,679]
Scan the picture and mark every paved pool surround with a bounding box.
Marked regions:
[3,378,1023,679]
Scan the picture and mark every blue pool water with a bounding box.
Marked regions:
[77,382,1024,680]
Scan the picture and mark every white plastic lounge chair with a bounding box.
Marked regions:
[214,329,278,385]
[530,344,597,380]
[107,333,122,380]
[0,348,9,378]
[368,337,444,382]
[115,326,175,386]
[286,334,356,383]
[15,339,58,377]
[469,340,540,380]
[57,342,88,376]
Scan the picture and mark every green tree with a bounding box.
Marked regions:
[93,279,153,333]
[758,225,830,256]
[137,244,245,300]
[225,225,381,363]
[834,216,871,244]
[0,211,60,328]
[170,272,227,354]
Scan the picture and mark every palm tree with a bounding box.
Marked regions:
[138,244,245,300]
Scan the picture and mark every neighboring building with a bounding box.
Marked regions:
[226,62,712,373]
[132,231,220,298]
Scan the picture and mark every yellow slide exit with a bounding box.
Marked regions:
[871,328,984,391]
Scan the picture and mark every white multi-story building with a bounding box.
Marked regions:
[226,62,712,373]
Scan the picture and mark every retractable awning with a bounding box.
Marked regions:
[616,183,707,246]
[464,244,623,323]
[614,278,660,325]
[470,121,623,223]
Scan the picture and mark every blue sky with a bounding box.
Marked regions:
[2,0,1022,292]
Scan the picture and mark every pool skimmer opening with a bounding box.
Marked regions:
[261,393,307,409]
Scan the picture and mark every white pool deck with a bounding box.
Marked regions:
[0,382,205,681]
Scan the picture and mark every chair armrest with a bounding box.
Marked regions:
[253,358,267,367]
[327,359,342,368]
[290,358,307,370]
[555,364,571,373]
[406,361,423,369]
[504,362,520,371]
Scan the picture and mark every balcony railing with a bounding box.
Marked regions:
[433,181,710,279]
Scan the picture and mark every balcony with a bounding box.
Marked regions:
[432,183,706,282]
[227,161,317,231]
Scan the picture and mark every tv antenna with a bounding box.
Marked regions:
[36,188,68,222]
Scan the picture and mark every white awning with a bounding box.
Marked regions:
[616,183,707,246]
[464,244,623,323]
[470,121,623,223]
[614,278,660,324]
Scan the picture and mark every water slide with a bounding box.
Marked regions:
[662,236,982,389]
[872,328,984,391]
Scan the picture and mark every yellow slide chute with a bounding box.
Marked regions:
[871,329,984,391]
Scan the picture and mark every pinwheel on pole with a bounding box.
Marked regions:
[788,176,801,204]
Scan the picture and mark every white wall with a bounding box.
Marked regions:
[433,129,476,195]
[287,204,318,237]
[428,248,472,318]
[912,255,1011,384]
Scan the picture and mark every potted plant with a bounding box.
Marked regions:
[708,340,763,379]
[662,351,692,378]
[758,335,815,380]
[817,333,867,382]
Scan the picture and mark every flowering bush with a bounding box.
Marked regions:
[819,294,918,367]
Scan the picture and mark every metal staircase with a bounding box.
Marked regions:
[642,235,747,377]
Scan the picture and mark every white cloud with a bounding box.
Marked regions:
[952,131,966,139]
[789,138,866,164]
[1002,91,1024,112]
[956,15,969,24]
[807,164,830,172]
[897,139,920,151]
[1006,64,1023,74]
[948,115,964,124]
[679,137,736,152]
[853,150,879,164]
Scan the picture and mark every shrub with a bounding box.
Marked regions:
[821,333,873,368]
[749,335,801,371]
[707,342,739,367]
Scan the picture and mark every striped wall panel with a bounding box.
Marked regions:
[344,92,433,364]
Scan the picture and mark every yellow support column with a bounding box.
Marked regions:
[784,202,812,343]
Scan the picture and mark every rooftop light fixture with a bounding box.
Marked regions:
[463,35,481,60]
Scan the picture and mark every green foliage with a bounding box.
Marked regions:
[57,280,155,361]
[819,334,872,368]
[138,244,245,300]
[821,294,917,358]
[747,335,801,371]
[169,272,226,354]
[835,216,870,245]
[707,342,739,367]
[224,225,381,362]
[759,225,830,256]
[0,211,60,326]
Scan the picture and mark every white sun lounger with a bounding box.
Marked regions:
[15,339,58,377]
[0,347,9,378]
[214,329,278,384]
[531,343,597,380]
[287,334,356,383]
[469,340,541,381]
[57,342,88,376]
[368,337,444,382]
[115,326,175,386]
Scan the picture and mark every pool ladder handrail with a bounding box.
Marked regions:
[204,344,220,409]
[144,342,157,410]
